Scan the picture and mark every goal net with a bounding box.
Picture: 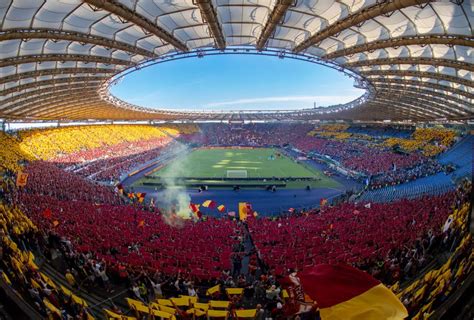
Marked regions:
[227,170,248,178]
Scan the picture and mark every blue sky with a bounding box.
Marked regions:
[111,55,364,111]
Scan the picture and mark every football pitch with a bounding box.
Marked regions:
[135,148,340,189]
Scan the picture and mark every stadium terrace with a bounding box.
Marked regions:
[0,1,473,320]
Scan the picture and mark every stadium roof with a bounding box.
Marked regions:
[0,0,473,122]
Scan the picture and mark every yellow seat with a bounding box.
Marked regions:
[60,285,72,297]
[206,284,220,296]
[225,288,243,296]
[86,311,95,320]
[126,298,146,309]
[179,295,198,305]
[156,298,174,307]
[126,298,149,317]
[40,272,57,289]
[194,302,210,311]
[149,308,176,320]
[158,305,177,315]
[171,296,189,307]
[72,293,89,307]
[234,309,257,319]
[207,309,228,319]
[104,309,137,320]
[43,298,61,317]
[186,308,207,317]
[209,300,230,309]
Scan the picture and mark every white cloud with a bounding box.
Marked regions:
[204,94,361,109]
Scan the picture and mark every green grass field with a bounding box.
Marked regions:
[135,148,340,189]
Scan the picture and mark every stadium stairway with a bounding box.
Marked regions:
[438,134,473,180]
[357,172,455,203]
[37,259,131,319]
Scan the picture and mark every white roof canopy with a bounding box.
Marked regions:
[0,0,472,121]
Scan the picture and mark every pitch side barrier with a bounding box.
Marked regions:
[142,181,288,188]
[143,176,321,181]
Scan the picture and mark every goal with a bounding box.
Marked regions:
[226,170,248,178]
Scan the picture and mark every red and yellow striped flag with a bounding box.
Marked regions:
[283,264,408,320]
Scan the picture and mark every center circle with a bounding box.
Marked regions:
[109,54,365,111]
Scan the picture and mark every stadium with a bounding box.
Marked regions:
[0,1,473,320]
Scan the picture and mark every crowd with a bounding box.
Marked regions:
[394,201,473,319]
[0,132,32,173]
[5,124,458,189]
[0,123,470,319]
[67,138,173,182]
[0,201,94,319]
[194,123,314,147]
[247,182,471,286]
[18,193,242,281]
[22,161,120,204]
[384,128,458,157]
[18,125,177,161]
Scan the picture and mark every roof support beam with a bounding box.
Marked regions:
[324,34,474,59]
[9,94,101,116]
[0,77,106,96]
[83,0,188,52]
[1,85,100,106]
[346,57,474,72]
[0,54,133,68]
[0,28,154,57]
[374,84,473,108]
[3,92,100,115]
[370,79,474,100]
[376,89,469,116]
[36,104,118,119]
[293,0,430,52]
[365,102,429,120]
[372,97,444,119]
[194,0,226,50]
[256,0,294,50]
[363,70,474,88]
[0,68,115,85]
[374,94,459,118]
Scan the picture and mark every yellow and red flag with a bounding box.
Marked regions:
[202,200,217,209]
[16,172,29,187]
[137,220,145,228]
[189,203,200,213]
[52,220,60,228]
[217,205,226,212]
[282,264,407,320]
[43,208,52,219]
[320,198,328,207]
[137,192,146,203]
[238,202,248,221]
[239,202,255,221]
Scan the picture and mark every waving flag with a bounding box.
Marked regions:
[43,208,52,219]
[202,200,217,209]
[239,202,255,221]
[16,172,29,187]
[189,203,200,213]
[137,193,146,203]
[320,198,328,207]
[282,264,407,320]
[137,220,145,228]
[217,205,226,212]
